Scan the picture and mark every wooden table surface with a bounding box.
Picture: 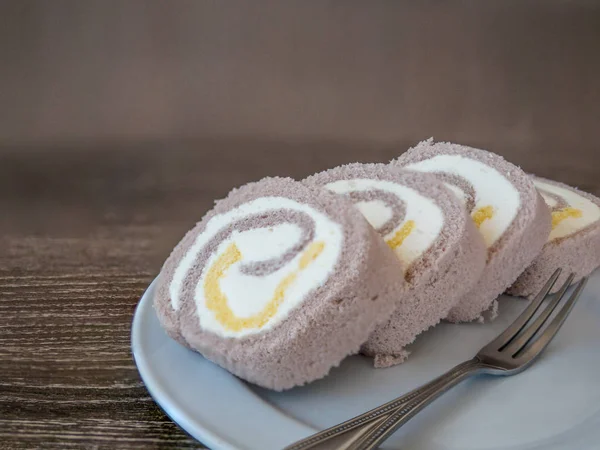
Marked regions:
[1,139,598,449]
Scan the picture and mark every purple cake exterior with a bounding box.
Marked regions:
[154,177,405,390]
[305,164,486,367]
[394,139,551,322]
[509,176,600,298]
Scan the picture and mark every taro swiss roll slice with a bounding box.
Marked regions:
[305,164,486,367]
[509,176,600,298]
[154,177,405,389]
[394,139,551,322]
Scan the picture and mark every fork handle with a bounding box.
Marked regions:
[284,358,483,450]
[349,357,483,450]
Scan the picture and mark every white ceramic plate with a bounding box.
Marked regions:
[131,270,600,450]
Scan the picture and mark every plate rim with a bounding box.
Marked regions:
[132,273,600,450]
[132,278,239,450]
[131,277,317,450]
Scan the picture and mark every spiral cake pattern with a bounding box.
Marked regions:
[168,201,341,338]
[154,177,405,389]
[395,139,551,322]
[509,176,600,298]
[305,164,487,367]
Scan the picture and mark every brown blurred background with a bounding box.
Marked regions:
[1,0,600,238]
[1,1,599,148]
[2,0,600,242]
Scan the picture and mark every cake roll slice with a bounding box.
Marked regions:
[154,177,405,390]
[305,164,487,367]
[508,176,600,298]
[394,139,551,322]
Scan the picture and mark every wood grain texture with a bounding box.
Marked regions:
[1,139,599,448]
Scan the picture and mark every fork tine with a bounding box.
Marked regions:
[516,277,588,363]
[504,273,575,356]
[487,269,562,350]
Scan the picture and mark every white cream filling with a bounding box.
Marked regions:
[354,199,393,230]
[325,178,443,269]
[405,155,521,248]
[540,192,558,208]
[233,222,302,261]
[169,197,343,338]
[444,183,469,207]
[535,180,600,241]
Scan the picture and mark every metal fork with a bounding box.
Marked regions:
[285,269,588,450]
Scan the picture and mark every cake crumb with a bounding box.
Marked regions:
[373,350,410,368]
